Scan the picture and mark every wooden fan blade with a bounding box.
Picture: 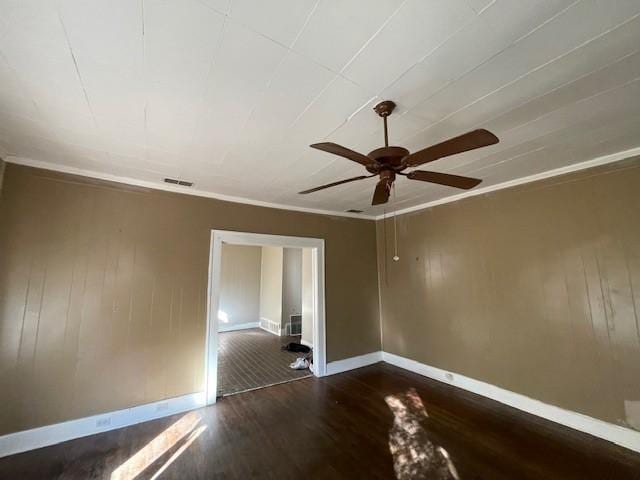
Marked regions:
[403,129,498,167]
[310,142,376,168]
[299,175,372,194]
[407,170,482,190]
[372,178,391,205]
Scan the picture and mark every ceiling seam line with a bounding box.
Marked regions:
[288,0,321,50]
[445,49,640,173]
[391,0,582,123]
[406,49,640,177]
[339,0,408,75]
[399,12,640,146]
[142,0,148,163]
[221,0,324,154]
[373,146,640,219]
[183,14,229,175]
[467,104,640,176]
[56,6,98,130]
[461,75,640,174]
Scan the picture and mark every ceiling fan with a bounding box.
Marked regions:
[299,100,499,206]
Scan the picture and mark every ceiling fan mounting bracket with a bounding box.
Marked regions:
[373,100,396,118]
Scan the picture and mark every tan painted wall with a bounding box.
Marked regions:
[301,248,313,346]
[0,158,5,193]
[377,157,640,428]
[0,164,380,435]
[219,244,262,329]
[282,248,302,326]
[259,246,283,331]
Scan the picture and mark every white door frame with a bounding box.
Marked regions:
[204,230,326,404]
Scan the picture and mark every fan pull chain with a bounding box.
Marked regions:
[392,183,399,262]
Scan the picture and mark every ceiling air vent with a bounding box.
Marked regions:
[345,209,363,213]
[164,178,193,187]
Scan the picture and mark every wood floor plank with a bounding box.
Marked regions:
[0,362,639,479]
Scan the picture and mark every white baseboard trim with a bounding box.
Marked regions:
[4,351,639,457]
[258,326,281,336]
[218,321,259,332]
[325,351,382,376]
[382,352,640,454]
[259,317,281,336]
[0,392,205,458]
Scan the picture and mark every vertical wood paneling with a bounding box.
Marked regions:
[0,164,380,435]
[377,156,640,428]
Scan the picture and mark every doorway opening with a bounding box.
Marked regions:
[204,231,326,403]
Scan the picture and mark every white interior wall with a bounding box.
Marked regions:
[218,244,262,331]
[259,246,283,334]
[282,248,302,332]
[221,245,306,338]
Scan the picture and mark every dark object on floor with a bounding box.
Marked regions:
[218,329,311,396]
[1,363,639,479]
[281,342,311,353]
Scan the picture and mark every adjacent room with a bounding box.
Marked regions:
[1,1,640,479]
[217,242,314,396]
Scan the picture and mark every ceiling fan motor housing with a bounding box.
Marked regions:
[366,146,409,173]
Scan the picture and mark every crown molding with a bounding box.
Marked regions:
[6,146,640,222]
[4,156,377,220]
[374,146,640,220]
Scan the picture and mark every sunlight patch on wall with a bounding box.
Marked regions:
[625,400,640,430]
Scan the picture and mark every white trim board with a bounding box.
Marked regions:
[4,156,373,220]
[325,351,383,376]
[374,146,640,219]
[381,352,640,454]
[0,392,205,458]
[259,317,282,336]
[3,350,638,457]
[205,230,327,405]
[218,321,259,332]
[258,325,282,336]
[7,146,640,222]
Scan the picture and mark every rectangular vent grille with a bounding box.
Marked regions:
[286,314,302,336]
[346,209,363,213]
[164,178,193,187]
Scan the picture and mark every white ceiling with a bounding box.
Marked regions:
[1,0,640,216]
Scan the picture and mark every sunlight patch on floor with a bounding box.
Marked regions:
[385,388,460,480]
[111,411,205,480]
[149,424,207,479]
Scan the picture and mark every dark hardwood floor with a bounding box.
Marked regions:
[1,362,639,479]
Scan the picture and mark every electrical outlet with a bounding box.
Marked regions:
[445,373,454,382]
[96,417,111,428]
